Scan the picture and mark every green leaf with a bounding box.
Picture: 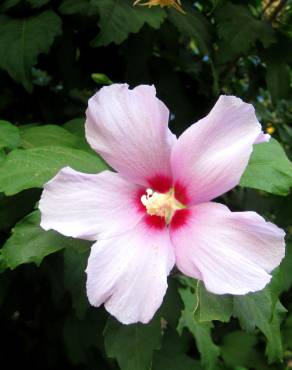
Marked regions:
[0,189,41,231]
[0,120,20,150]
[215,3,275,62]
[28,0,50,8]
[158,277,183,328]
[240,139,292,195]
[64,245,90,320]
[283,314,292,350]
[153,327,203,370]
[1,210,83,269]
[0,150,5,164]
[221,331,266,369]
[63,118,95,154]
[266,61,291,103]
[233,289,286,362]
[168,6,211,54]
[153,353,202,370]
[20,125,79,149]
[270,242,292,296]
[91,0,166,46]
[195,282,233,322]
[0,0,20,11]
[178,287,220,370]
[104,316,162,370]
[0,0,50,10]
[59,0,97,16]
[0,11,62,91]
[63,311,108,365]
[63,118,85,135]
[0,146,108,195]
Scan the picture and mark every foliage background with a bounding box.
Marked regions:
[0,0,292,369]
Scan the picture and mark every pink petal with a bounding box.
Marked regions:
[85,84,175,187]
[170,202,285,295]
[255,132,271,143]
[86,220,175,324]
[39,167,144,240]
[171,96,262,204]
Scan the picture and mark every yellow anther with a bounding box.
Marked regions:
[266,125,275,135]
[141,188,184,223]
[133,0,185,14]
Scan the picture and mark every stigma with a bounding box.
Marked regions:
[141,188,185,224]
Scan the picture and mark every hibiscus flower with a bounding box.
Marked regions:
[39,84,285,324]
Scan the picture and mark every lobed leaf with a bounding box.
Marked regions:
[233,289,286,362]
[91,0,166,47]
[178,287,220,370]
[215,3,275,62]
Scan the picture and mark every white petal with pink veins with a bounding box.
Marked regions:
[39,167,144,240]
[86,220,175,324]
[171,95,262,204]
[170,202,285,295]
[85,84,175,187]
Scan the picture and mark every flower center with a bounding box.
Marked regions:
[141,188,185,224]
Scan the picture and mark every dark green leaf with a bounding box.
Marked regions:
[283,314,292,350]
[221,331,266,369]
[270,242,292,297]
[233,289,286,362]
[153,353,202,370]
[1,0,50,10]
[0,189,41,231]
[266,61,291,103]
[63,311,108,365]
[91,0,166,46]
[0,0,20,11]
[64,245,90,319]
[28,0,50,8]
[216,3,275,62]
[63,118,85,135]
[158,277,183,328]
[240,139,292,195]
[0,146,108,195]
[59,0,97,16]
[0,11,62,91]
[168,5,211,54]
[104,316,162,370]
